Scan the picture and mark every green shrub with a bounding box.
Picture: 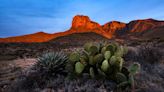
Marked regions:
[36,51,68,77]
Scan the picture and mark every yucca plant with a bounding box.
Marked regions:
[36,51,69,77]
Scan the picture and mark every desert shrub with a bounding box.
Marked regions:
[123,47,138,63]
[9,74,118,92]
[7,70,45,92]
[124,42,163,65]
[48,76,117,92]
[7,42,141,92]
[137,42,163,64]
[36,51,69,77]
[69,42,140,91]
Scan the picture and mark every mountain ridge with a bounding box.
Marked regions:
[0,15,164,43]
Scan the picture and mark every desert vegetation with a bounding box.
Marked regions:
[0,36,164,92]
[1,42,142,92]
[0,1,164,92]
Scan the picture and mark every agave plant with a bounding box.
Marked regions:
[37,51,69,76]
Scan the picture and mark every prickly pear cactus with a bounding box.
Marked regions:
[93,54,104,64]
[101,60,110,72]
[106,44,116,55]
[116,73,127,83]
[84,42,93,52]
[69,41,141,91]
[69,42,130,77]
[89,67,95,78]
[117,63,140,91]
[69,41,140,91]
[69,52,80,63]
[89,45,98,55]
[129,63,140,75]
[75,62,85,74]
[104,51,111,60]
[110,56,117,65]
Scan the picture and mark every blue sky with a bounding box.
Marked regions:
[0,0,164,38]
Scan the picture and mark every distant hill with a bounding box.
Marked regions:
[0,32,54,43]
[126,19,164,32]
[48,32,109,46]
[0,32,109,60]
[140,26,164,39]
[0,15,164,43]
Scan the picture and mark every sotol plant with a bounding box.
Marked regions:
[37,51,69,77]
[69,42,140,91]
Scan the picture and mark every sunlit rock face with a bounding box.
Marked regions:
[70,15,113,38]
[71,15,90,29]
[1,15,164,43]
[102,21,126,34]
[70,15,127,38]
[126,19,164,32]
[71,15,101,32]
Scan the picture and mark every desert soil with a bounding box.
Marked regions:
[0,58,37,91]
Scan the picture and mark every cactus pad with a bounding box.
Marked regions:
[90,67,95,78]
[129,63,140,75]
[101,60,110,72]
[75,62,85,74]
[104,51,111,60]
[116,73,127,83]
[69,52,80,62]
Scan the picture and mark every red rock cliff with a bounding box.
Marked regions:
[1,15,163,43]
[70,15,101,32]
[102,21,126,34]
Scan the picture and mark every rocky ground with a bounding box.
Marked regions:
[0,37,164,92]
[0,44,163,92]
[0,59,37,92]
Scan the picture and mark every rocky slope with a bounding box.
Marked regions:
[71,15,101,31]
[0,32,54,43]
[125,18,164,32]
[69,15,113,38]
[0,31,75,43]
[102,21,126,36]
[0,15,164,43]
